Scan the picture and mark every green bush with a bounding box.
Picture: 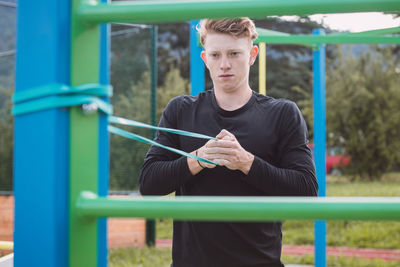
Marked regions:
[326,47,400,180]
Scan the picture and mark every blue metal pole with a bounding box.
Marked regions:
[312,28,327,267]
[14,0,70,266]
[98,0,110,264]
[190,20,205,96]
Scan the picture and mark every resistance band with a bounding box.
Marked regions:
[109,116,217,141]
[12,83,217,165]
[12,83,112,116]
[108,125,217,165]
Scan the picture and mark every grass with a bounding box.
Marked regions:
[109,247,171,267]
[283,173,400,249]
[109,173,400,266]
[109,248,400,267]
[282,255,400,267]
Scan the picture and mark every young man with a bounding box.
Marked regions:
[139,18,318,267]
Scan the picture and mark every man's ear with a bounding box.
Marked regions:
[201,51,207,66]
[249,45,259,66]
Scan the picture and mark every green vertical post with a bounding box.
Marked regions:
[150,25,158,133]
[69,0,100,266]
[146,25,158,246]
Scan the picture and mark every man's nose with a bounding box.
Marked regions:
[219,56,231,70]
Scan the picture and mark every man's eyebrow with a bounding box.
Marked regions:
[207,49,244,53]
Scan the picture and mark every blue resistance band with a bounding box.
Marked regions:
[12,83,217,165]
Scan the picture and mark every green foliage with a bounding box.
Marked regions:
[110,72,152,190]
[282,254,400,267]
[110,22,190,94]
[283,174,400,249]
[252,17,329,102]
[283,220,400,249]
[156,218,173,239]
[111,25,151,97]
[109,69,189,190]
[109,248,400,267]
[109,247,172,267]
[0,6,16,89]
[326,46,400,180]
[156,68,190,120]
[156,23,190,85]
[0,86,13,190]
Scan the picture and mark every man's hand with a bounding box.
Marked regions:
[204,129,254,175]
[187,139,217,175]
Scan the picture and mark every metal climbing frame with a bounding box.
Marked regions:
[13,1,400,267]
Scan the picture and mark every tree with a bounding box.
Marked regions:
[326,46,400,180]
[157,68,190,120]
[109,69,189,190]
[0,86,13,190]
[110,24,151,96]
[110,71,152,190]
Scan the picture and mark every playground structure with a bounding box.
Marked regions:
[189,11,400,267]
[11,1,400,267]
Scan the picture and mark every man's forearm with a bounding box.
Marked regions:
[139,156,193,195]
[245,155,318,196]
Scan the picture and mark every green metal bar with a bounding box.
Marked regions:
[255,35,400,45]
[146,25,158,247]
[77,191,400,221]
[77,0,400,25]
[69,0,100,266]
[150,25,158,139]
[256,27,290,37]
[330,26,400,36]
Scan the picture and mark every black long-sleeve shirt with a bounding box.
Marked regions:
[139,90,318,267]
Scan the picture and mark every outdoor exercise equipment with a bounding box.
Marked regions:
[13,0,400,267]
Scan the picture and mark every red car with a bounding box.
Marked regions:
[308,144,350,174]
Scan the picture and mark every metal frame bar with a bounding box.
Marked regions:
[313,29,327,267]
[15,0,397,266]
[69,0,100,265]
[14,0,70,266]
[146,25,158,246]
[76,0,400,24]
[254,26,400,45]
[258,42,266,95]
[255,35,400,45]
[77,192,400,221]
[190,20,205,96]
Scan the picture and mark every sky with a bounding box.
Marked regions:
[281,12,400,32]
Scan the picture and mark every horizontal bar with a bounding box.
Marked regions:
[255,35,400,45]
[78,0,400,24]
[77,191,400,221]
[331,26,400,36]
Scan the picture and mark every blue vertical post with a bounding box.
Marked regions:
[190,20,205,96]
[312,29,327,267]
[14,0,70,266]
[98,0,110,264]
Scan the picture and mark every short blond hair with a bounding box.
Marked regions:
[197,18,258,46]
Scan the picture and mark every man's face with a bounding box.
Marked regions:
[201,33,258,93]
